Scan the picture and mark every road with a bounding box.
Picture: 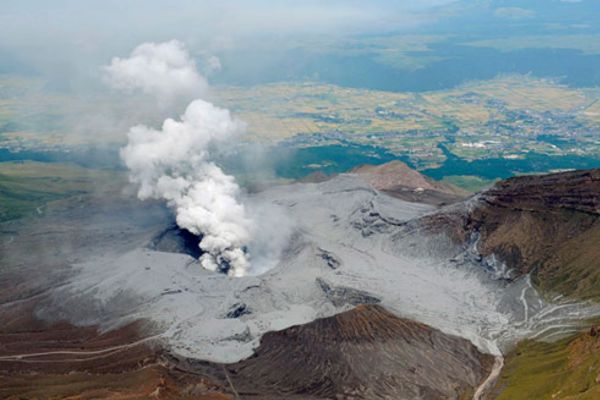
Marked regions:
[473,355,504,400]
[0,334,163,362]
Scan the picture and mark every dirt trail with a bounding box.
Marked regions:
[0,334,163,362]
[473,355,504,400]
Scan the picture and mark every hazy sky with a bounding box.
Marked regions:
[0,1,463,88]
[2,1,596,51]
[0,1,465,54]
[1,0,598,145]
[1,0,597,88]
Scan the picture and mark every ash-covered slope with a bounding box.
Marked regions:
[3,169,600,399]
[0,302,230,400]
[425,168,600,301]
[33,173,597,364]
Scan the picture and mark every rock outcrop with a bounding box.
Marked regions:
[482,169,600,215]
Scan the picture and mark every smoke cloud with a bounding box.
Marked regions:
[109,40,256,277]
[105,40,208,109]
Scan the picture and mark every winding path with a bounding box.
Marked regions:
[473,355,504,400]
[0,334,163,362]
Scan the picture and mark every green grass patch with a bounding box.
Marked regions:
[494,331,600,400]
[440,175,497,192]
[466,34,600,56]
[0,161,122,222]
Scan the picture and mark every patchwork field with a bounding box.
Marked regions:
[1,75,599,176]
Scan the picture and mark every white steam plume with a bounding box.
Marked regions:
[107,40,255,277]
[105,40,208,108]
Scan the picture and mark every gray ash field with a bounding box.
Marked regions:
[4,173,596,364]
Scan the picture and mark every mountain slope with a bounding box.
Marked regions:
[492,325,600,400]
[3,164,600,399]
[177,304,495,400]
[425,168,600,300]
[351,160,469,206]
[0,303,230,400]
[0,301,494,400]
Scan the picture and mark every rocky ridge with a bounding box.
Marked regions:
[423,168,600,300]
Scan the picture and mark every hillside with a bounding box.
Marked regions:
[424,168,600,301]
[492,325,600,400]
[217,304,494,399]
[351,160,469,206]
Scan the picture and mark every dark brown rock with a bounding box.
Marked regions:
[211,304,494,400]
[483,169,600,215]
[422,168,600,300]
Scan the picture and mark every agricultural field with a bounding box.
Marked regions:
[2,74,600,179]
[216,75,600,165]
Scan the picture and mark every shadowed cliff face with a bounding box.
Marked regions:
[426,168,600,301]
[149,223,204,259]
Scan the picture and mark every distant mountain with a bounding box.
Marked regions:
[351,160,469,206]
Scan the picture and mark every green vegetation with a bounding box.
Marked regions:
[440,175,497,193]
[535,223,600,302]
[215,75,600,172]
[466,34,600,56]
[2,75,600,179]
[2,75,599,184]
[494,329,600,400]
[277,34,449,72]
[0,161,122,222]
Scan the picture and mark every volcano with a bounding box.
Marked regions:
[1,163,599,399]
